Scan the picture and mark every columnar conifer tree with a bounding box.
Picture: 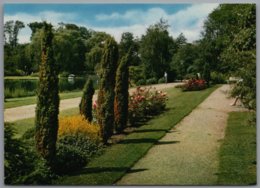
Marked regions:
[114,53,130,133]
[79,78,95,122]
[35,22,59,166]
[97,37,118,144]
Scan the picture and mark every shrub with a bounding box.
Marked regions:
[158,77,166,84]
[128,87,167,125]
[211,72,227,84]
[146,77,157,85]
[56,115,103,174]
[136,79,146,86]
[79,79,95,122]
[4,124,35,184]
[182,79,207,91]
[58,115,101,142]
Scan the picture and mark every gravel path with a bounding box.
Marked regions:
[4,83,181,122]
[117,84,247,185]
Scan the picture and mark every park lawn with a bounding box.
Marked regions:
[54,85,219,185]
[4,76,39,80]
[4,91,84,109]
[217,111,256,185]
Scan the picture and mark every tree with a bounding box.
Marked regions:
[28,22,45,39]
[114,53,130,133]
[4,20,25,48]
[97,37,118,144]
[140,19,173,80]
[79,79,95,122]
[35,22,59,167]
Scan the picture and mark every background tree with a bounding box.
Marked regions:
[114,53,130,133]
[97,37,118,144]
[79,79,95,122]
[35,22,59,167]
[139,19,173,80]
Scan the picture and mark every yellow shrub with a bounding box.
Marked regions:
[58,115,101,141]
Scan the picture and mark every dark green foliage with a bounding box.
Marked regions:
[35,22,59,166]
[146,77,157,85]
[202,62,210,86]
[114,54,129,133]
[79,78,95,121]
[97,37,118,143]
[4,124,34,184]
[54,134,103,175]
[158,77,166,84]
[136,79,146,86]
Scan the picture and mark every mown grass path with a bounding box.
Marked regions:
[117,85,247,185]
[55,85,218,185]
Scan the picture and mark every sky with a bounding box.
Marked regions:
[4,3,219,43]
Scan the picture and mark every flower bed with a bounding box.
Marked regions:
[128,87,167,125]
[182,79,207,91]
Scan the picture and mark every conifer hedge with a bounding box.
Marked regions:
[114,54,129,133]
[79,78,95,122]
[35,22,59,166]
[97,37,118,144]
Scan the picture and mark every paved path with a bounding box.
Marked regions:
[4,83,180,122]
[117,85,247,185]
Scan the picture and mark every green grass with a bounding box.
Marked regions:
[54,85,219,185]
[217,111,256,185]
[4,76,39,80]
[5,91,84,109]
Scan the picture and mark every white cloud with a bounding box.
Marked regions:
[4,4,219,44]
[95,4,219,42]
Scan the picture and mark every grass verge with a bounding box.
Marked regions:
[217,111,256,185]
[5,91,83,109]
[54,85,219,185]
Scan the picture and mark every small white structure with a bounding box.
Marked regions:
[68,74,75,84]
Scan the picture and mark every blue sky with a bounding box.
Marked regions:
[4,3,219,43]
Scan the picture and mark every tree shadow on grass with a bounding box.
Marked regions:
[68,167,148,176]
[133,129,178,133]
[118,138,180,145]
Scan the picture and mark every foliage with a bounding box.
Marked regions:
[129,65,144,85]
[128,87,167,125]
[79,79,95,121]
[97,37,118,144]
[114,54,129,133]
[136,79,146,86]
[55,133,102,175]
[210,71,227,84]
[182,79,207,91]
[158,77,166,84]
[58,115,101,142]
[35,22,59,166]
[202,4,256,110]
[146,77,157,85]
[140,19,173,80]
[4,124,35,184]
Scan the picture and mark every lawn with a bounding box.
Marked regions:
[52,85,219,185]
[4,91,84,109]
[217,111,256,185]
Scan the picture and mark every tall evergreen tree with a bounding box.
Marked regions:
[79,78,95,122]
[35,22,59,167]
[114,53,130,133]
[97,37,118,144]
